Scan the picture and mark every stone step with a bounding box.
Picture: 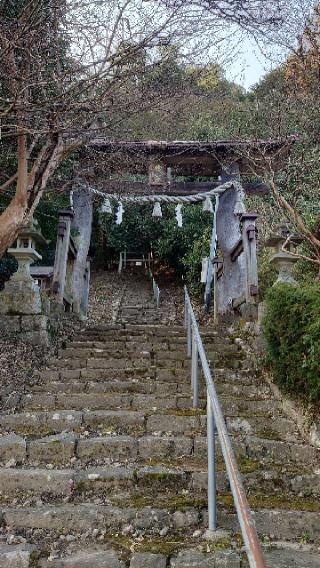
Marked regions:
[0,465,189,496]
[0,410,82,437]
[35,366,255,385]
[0,401,297,439]
[0,410,144,438]
[2,504,319,541]
[0,466,318,500]
[195,435,320,467]
[264,547,320,568]
[38,549,242,568]
[60,343,235,358]
[0,544,37,567]
[147,413,298,442]
[0,429,310,467]
[84,325,185,335]
[15,393,282,418]
[58,348,153,359]
[155,358,239,370]
[39,549,126,568]
[18,393,182,412]
[154,368,256,384]
[51,358,254,375]
[48,357,152,370]
[76,434,193,463]
[66,336,232,349]
[0,404,296,440]
[72,336,230,350]
[30,378,271,400]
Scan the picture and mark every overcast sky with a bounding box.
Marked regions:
[226,36,276,90]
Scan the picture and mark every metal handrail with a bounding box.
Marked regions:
[149,271,160,308]
[184,286,266,568]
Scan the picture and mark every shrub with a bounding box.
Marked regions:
[264,283,320,404]
[0,254,17,290]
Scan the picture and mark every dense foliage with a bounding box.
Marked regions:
[264,283,320,404]
[98,202,212,291]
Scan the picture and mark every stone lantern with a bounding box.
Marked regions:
[265,220,303,285]
[0,218,47,315]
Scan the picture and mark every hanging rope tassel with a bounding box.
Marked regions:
[175,204,183,227]
[116,202,124,225]
[101,196,112,214]
[203,196,213,213]
[152,201,162,218]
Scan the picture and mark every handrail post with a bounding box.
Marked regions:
[187,312,192,357]
[207,391,217,530]
[191,330,199,408]
[183,286,266,568]
[184,288,188,329]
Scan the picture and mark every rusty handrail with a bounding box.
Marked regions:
[184,286,266,568]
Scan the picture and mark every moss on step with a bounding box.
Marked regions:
[105,533,235,557]
[238,456,263,473]
[219,492,320,512]
[143,455,262,474]
[110,493,208,511]
[236,411,271,419]
[165,408,206,417]
[110,488,320,514]
[255,429,283,441]
[106,534,195,557]
[144,456,208,470]
[137,471,184,482]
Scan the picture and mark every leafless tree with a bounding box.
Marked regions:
[0,0,298,258]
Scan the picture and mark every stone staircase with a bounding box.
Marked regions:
[117,276,162,325]
[0,276,319,567]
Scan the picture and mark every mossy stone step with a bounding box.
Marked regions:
[29,380,270,402]
[2,503,319,541]
[39,550,125,567]
[0,410,144,437]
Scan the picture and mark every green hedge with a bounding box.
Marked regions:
[264,283,320,404]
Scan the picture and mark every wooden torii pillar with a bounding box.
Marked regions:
[52,209,74,309]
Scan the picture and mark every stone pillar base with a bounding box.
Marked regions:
[0,315,49,346]
[239,302,258,322]
[0,279,42,315]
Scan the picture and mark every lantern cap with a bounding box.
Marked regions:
[18,218,48,247]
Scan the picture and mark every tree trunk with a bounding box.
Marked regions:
[0,136,65,259]
[71,187,93,314]
[0,132,28,257]
[0,200,28,255]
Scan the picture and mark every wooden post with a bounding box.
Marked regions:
[80,259,91,318]
[148,159,167,186]
[52,209,74,306]
[241,213,259,304]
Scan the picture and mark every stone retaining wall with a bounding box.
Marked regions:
[0,315,49,345]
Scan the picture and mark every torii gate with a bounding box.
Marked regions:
[79,138,292,320]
